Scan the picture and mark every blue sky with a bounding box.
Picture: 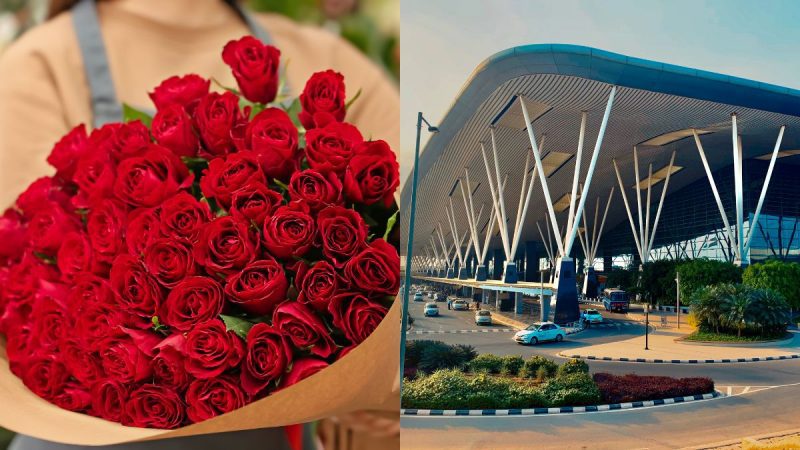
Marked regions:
[399,0,800,182]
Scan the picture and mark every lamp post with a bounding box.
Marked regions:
[645,303,650,350]
[400,112,439,387]
[675,271,681,329]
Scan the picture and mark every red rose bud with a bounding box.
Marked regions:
[200,152,266,209]
[272,301,336,358]
[0,209,28,263]
[344,238,400,297]
[53,381,92,413]
[222,36,281,104]
[149,74,210,114]
[329,292,388,345]
[186,375,248,423]
[159,192,212,241]
[2,253,57,308]
[71,151,117,209]
[236,108,298,180]
[160,276,224,332]
[114,145,192,208]
[299,70,346,130]
[110,254,163,325]
[144,238,197,288]
[225,259,288,316]
[184,319,244,380]
[240,323,292,397]
[126,207,161,256]
[262,202,316,260]
[15,177,72,218]
[22,354,69,401]
[297,261,339,312]
[30,283,70,349]
[343,140,399,207]
[152,104,200,158]
[57,232,96,281]
[317,206,368,267]
[90,380,130,423]
[26,204,81,255]
[288,169,343,210]
[194,91,243,156]
[47,124,88,179]
[153,333,190,390]
[304,122,363,174]
[279,357,329,390]
[86,199,128,262]
[229,181,283,225]
[124,384,186,429]
[194,216,259,275]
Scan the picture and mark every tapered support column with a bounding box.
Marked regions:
[553,257,580,324]
[514,292,524,314]
[502,261,518,283]
[583,266,598,300]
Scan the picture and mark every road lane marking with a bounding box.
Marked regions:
[407,328,514,335]
[727,386,732,396]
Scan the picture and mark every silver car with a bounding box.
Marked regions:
[474,310,492,325]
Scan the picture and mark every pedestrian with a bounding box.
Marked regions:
[447,299,451,310]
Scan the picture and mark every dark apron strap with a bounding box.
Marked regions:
[72,0,290,128]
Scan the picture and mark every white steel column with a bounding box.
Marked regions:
[745,126,786,255]
[613,159,644,260]
[565,111,587,245]
[480,143,511,257]
[644,163,653,258]
[647,151,676,255]
[732,114,745,263]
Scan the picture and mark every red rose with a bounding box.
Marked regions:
[114,145,192,208]
[57,233,98,281]
[0,209,27,263]
[235,108,298,180]
[317,206,368,267]
[240,323,292,396]
[26,205,81,255]
[329,292,388,345]
[69,274,122,340]
[86,199,127,262]
[144,238,197,288]
[160,276,224,332]
[195,91,243,156]
[262,202,316,259]
[3,326,31,375]
[343,239,400,296]
[200,152,266,209]
[273,302,336,358]
[53,381,92,413]
[153,333,190,390]
[299,70,346,130]
[149,74,210,114]
[72,151,116,209]
[184,320,244,379]
[30,283,70,349]
[62,338,103,385]
[194,216,259,275]
[96,328,159,383]
[279,357,329,389]
[126,207,161,256]
[224,259,288,316]
[186,375,247,423]
[109,254,163,324]
[288,169,343,210]
[304,122,363,174]
[15,177,72,218]
[229,182,283,225]
[1,253,58,307]
[159,192,212,241]
[47,124,88,179]
[297,261,339,312]
[124,384,185,429]
[22,354,69,401]
[152,104,200,158]
[91,380,130,422]
[102,121,151,162]
[222,36,281,104]
[343,140,399,207]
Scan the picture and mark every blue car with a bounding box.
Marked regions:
[424,303,440,317]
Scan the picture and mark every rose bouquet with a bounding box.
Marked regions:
[0,36,400,441]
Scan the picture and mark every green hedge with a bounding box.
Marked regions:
[499,355,525,376]
[677,259,741,300]
[519,356,558,379]
[743,260,800,310]
[556,358,589,378]
[406,340,477,375]
[468,354,504,374]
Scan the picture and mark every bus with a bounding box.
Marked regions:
[602,288,629,313]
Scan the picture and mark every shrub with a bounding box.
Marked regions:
[556,358,589,378]
[690,283,789,337]
[593,373,714,404]
[404,340,435,368]
[415,341,476,374]
[743,260,800,310]
[499,355,525,376]
[468,354,503,374]
[519,356,558,379]
[401,370,548,410]
[539,372,601,406]
[677,259,741,300]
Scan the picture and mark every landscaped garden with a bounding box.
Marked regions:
[402,341,715,410]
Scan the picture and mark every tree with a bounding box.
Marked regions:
[743,260,800,310]
[677,259,742,300]
[721,285,754,337]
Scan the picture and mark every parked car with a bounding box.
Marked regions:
[452,299,469,311]
[475,310,492,325]
[602,288,629,313]
[427,291,435,299]
[582,308,603,323]
[424,303,439,317]
[414,292,424,302]
[433,293,444,302]
[514,322,565,345]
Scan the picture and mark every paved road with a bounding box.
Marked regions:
[404,299,800,448]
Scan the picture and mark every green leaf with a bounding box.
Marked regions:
[33,251,56,265]
[273,178,290,192]
[151,316,168,334]
[122,103,153,128]
[220,314,255,340]
[282,97,304,131]
[383,210,398,241]
[210,77,240,96]
[345,88,363,111]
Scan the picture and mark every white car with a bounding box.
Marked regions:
[424,303,439,317]
[514,322,565,345]
[452,299,469,311]
[475,310,492,325]
[582,309,603,323]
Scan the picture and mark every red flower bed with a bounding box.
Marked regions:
[593,373,715,404]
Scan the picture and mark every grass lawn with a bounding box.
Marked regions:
[684,330,788,342]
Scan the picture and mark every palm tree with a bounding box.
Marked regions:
[749,288,789,335]
[721,285,754,337]
[691,285,726,333]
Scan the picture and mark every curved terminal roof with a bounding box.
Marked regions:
[401,44,800,258]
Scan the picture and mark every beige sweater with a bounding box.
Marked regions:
[0,0,399,208]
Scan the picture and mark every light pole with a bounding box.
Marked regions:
[645,303,650,350]
[675,271,681,329]
[400,112,439,387]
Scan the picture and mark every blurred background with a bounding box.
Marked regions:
[0,1,397,448]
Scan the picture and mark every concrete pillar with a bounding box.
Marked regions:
[525,241,540,282]
[492,248,505,280]
[495,290,501,310]
[514,292,524,314]
[603,254,613,273]
[540,293,551,322]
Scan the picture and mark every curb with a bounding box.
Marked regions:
[559,353,800,364]
[402,391,720,416]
